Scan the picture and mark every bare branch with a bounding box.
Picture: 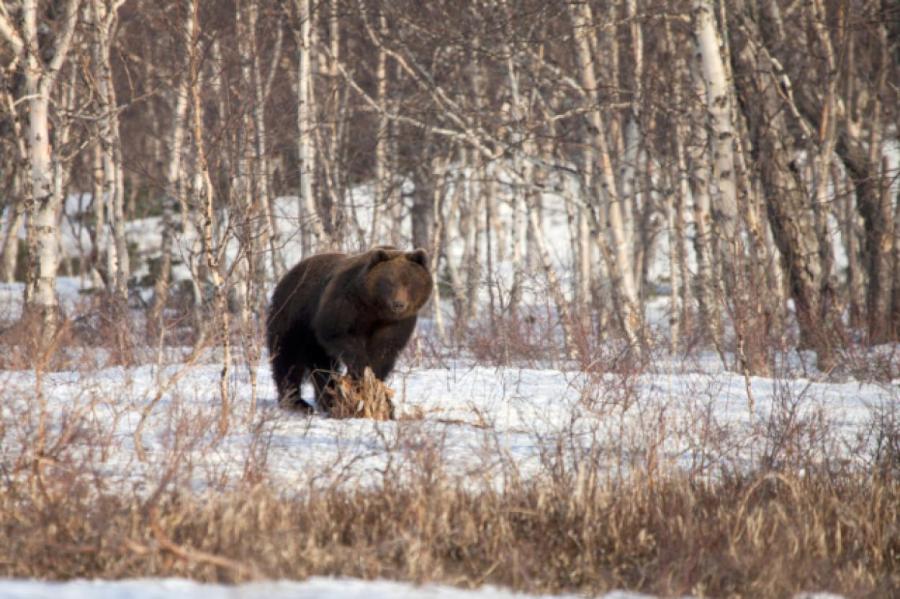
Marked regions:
[0,4,23,54]
[41,0,83,95]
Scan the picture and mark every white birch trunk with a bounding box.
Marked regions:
[90,0,129,302]
[462,151,482,323]
[622,0,641,261]
[295,0,326,252]
[501,38,528,317]
[686,54,724,352]
[693,0,739,246]
[693,0,750,367]
[808,0,838,282]
[233,0,256,339]
[568,1,642,351]
[26,91,59,333]
[429,159,448,342]
[0,92,27,284]
[90,141,106,289]
[577,204,594,314]
[836,166,864,328]
[664,180,682,353]
[371,10,389,246]
[1,191,24,283]
[249,3,282,281]
[189,0,230,436]
[151,0,192,325]
[18,0,80,339]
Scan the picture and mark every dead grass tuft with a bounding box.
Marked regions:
[325,369,395,420]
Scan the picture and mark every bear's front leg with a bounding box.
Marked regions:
[313,297,373,378]
[315,327,371,378]
[368,317,417,380]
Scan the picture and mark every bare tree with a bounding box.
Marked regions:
[0,88,27,283]
[293,0,328,252]
[567,0,642,352]
[150,0,193,328]
[88,0,129,304]
[730,0,841,369]
[0,0,81,342]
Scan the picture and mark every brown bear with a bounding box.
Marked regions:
[266,247,432,413]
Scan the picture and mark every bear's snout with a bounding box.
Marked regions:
[389,299,408,313]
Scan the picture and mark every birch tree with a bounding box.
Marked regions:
[692,0,740,272]
[293,0,328,252]
[830,20,895,342]
[371,8,390,246]
[179,0,232,434]
[0,88,27,283]
[567,1,643,352]
[88,0,129,303]
[150,0,192,327]
[0,0,81,342]
[730,0,841,369]
[692,0,774,372]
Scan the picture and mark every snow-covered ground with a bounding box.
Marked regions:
[0,577,851,599]
[2,192,897,598]
[2,300,895,598]
[0,577,657,599]
[2,314,896,599]
[3,354,897,494]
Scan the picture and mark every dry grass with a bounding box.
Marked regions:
[325,369,396,420]
[0,462,896,598]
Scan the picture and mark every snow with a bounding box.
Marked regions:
[2,355,894,495]
[0,577,650,599]
[0,577,853,599]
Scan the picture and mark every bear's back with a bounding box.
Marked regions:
[267,252,348,336]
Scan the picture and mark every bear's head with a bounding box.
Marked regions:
[363,248,433,320]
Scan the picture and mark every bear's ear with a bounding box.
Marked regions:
[368,248,392,268]
[408,248,428,268]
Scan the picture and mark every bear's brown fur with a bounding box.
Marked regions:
[266,247,432,413]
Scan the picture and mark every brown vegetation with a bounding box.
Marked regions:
[1,456,896,597]
[325,369,396,420]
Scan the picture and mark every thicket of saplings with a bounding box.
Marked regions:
[0,290,897,598]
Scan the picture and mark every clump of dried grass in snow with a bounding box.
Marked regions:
[324,368,395,420]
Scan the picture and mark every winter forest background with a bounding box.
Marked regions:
[1,0,897,365]
[0,1,898,597]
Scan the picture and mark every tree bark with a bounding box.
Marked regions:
[5,0,82,342]
[151,0,192,328]
[371,9,390,247]
[693,0,740,251]
[685,55,724,352]
[730,1,840,369]
[0,90,27,284]
[567,1,642,352]
[90,0,130,304]
[294,0,327,252]
[0,185,24,283]
[188,0,230,436]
